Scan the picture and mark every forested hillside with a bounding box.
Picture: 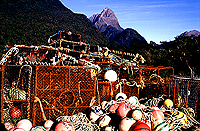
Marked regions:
[0,0,109,55]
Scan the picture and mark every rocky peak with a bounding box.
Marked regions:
[89,7,123,33]
[100,7,115,18]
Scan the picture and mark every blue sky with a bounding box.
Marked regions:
[60,0,200,44]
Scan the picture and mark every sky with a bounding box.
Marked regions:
[60,0,200,44]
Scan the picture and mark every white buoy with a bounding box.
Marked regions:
[104,70,117,82]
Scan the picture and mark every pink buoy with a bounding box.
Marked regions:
[117,102,131,118]
[55,121,74,131]
[108,104,119,113]
[151,110,164,129]
[17,119,32,131]
[151,110,164,121]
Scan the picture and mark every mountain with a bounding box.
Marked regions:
[89,7,124,33]
[102,25,122,41]
[89,8,148,47]
[113,28,147,47]
[0,0,109,54]
[180,30,200,37]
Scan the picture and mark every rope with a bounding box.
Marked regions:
[56,112,100,131]
[0,46,19,65]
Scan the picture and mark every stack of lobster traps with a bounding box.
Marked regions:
[1,30,192,126]
[170,75,200,115]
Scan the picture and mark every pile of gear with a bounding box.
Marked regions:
[85,93,199,131]
[3,93,200,131]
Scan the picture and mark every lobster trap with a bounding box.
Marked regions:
[0,65,33,125]
[135,65,174,98]
[0,65,97,125]
[0,64,140,126]
[170,75,200,114]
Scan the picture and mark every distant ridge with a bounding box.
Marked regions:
[180,30,200,37]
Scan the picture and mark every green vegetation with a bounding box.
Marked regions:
[0,0,109,55]
[107,35,200,76]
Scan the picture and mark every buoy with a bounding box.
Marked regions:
[151,106,160,111]
[10,106,21,119]
[101,101,109,111]
[152,120,164,130]
[151,110,164,121]
[128,96,139,106]
[17,119,32,131]
[132,109,143,120]
[115,93,127,101]
[4,122,14,131]
[153,121,169,131]
[44,120,54,131]
[138,104,146,109]
[99,115,111,127]
[119,117,136,131]
[173,111,188,125]
[163,99,173,109]
[105,126,113,131]
[89,111,101,123]
[55,121,74,131]
[129,121,151,131]
[30,126,47,131]
[90,106,103,123]
[104,70,117,82]
[108,104,119,113]
[117,102,131,118]
[159,106,166,112]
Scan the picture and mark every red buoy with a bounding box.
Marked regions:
[10,106,21,119]
[129,121,151,131]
